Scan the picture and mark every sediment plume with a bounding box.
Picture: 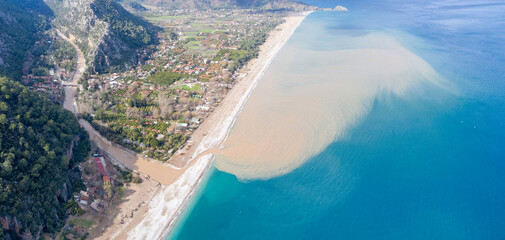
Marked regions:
[215,33,451,180]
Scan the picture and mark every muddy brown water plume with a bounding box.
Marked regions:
[215,33,452,180]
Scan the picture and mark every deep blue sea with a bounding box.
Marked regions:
[169,0,505,239]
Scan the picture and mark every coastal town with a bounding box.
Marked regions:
[5,0,498,239]
[0,0,315,237]
[77,9,284,161]
[20,30,77,103]
[0,0,359,239]
[13,8,303,240]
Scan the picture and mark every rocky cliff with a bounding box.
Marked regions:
[45,0,158,73]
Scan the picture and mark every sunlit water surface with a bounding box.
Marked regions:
[169,0,505,239]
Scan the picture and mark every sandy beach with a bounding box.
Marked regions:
[126,11,311,239]
[168,11,312,168]
[79,175,161,240]
[62,11,310,239]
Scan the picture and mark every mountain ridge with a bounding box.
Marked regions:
[124,0,317,11]
[45,0,159,73]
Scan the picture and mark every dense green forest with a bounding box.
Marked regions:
[0,0,52,80]
[0,78,90,238]
[147,71,187,85]
[0,1,93,237]
[91,0,158,48]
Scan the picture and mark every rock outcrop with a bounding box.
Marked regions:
[45,0,157,73]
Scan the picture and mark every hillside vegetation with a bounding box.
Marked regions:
[0,0,52,80]
[45,0,159,73]
[0,77,90,238]
[0,1,93,238]
[91,0,155,48]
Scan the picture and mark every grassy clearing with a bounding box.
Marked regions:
[188,40,201,46]
[191,23,218,33]
[175,84,201,91]
[186,40,202,51]
[145,15,187,22]
[183,32,200,38]
[69,218,95,228]
[199,28,216,33]
[186,47,217,56]
[118,186,125,198]
[187,45,202,50]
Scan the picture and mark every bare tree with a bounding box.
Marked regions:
[158,92,174,119]
[151,107,161,119]
[126,107,143,119]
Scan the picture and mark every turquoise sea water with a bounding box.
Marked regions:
[170,0,505,239]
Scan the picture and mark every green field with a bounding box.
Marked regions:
[183,32,199,38]
[188,45,202,50]
[145,15,188,22]
[186,40,202,50]
[69,218,95,228]
[191,23,218,33]
[188,40,201,46]
[175,84,201,91]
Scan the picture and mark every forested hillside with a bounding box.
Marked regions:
[0,0,52,80]
[91,0,154,48]
[0,2,92,238]
[45,0,159,73]
[0,78,90,238]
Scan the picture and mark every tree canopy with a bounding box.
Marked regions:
[0,0,53,80]
[0,77,90,236]
[147,71,186,85]
[91,0,158,47]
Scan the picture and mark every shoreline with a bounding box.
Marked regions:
[126,11,311,239]
[61,11,310,239]
[128,154,215,239]
[168,11,312,168]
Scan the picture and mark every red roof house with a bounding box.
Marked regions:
[93,154,107,176]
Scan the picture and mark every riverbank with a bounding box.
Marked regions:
[60,32,190,186]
